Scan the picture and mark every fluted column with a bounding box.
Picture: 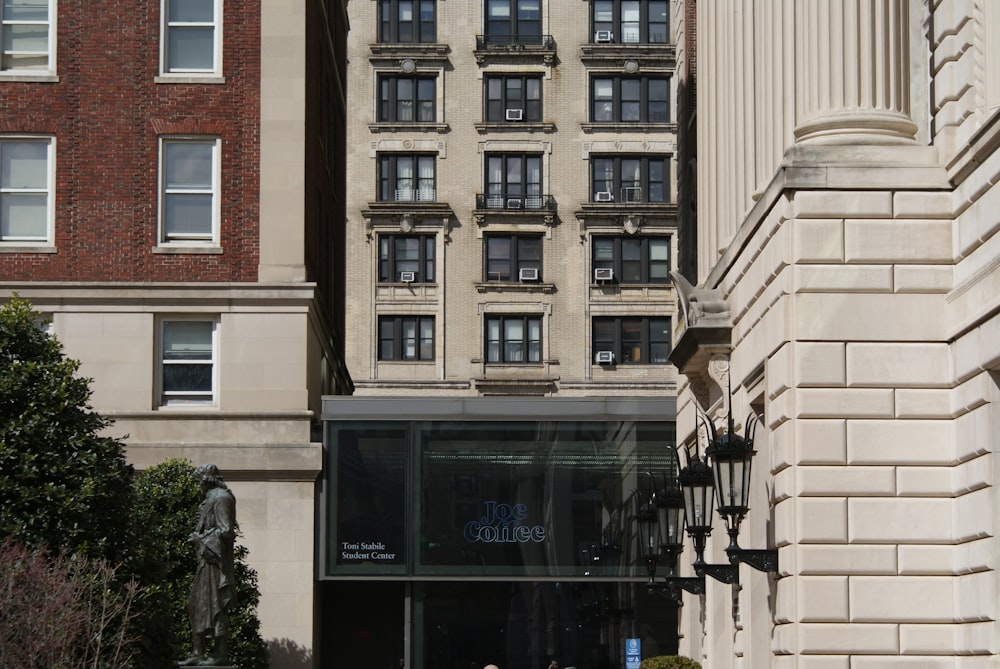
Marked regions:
[794,0,916,144]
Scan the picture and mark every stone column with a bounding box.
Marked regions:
[794,0,917,144]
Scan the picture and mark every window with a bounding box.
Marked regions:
[591,76,669,123]
[379,154,436,202]
[159,138,220,244]
[592,316,671,364]
[379,316,435,361]
[379,76,436,123]
[485,75,542,122]
[591,155,669,203]
[592,1,668,44]
[485,0,541,45]
[486,315,541,363]
[161,319,215,404]
[161,0,221,75]
[485,153,542,209]
[380,0,435,43]
[485,234,542,281]
[379,234,435,283]
[0,137,53,243]
[1,0,53,72]
[592,236,670,283]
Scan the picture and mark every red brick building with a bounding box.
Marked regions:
[1,0,350,664]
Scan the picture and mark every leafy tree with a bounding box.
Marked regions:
[132,459,269,669]
[0,295,133,561]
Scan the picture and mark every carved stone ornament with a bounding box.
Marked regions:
[670,271,730,328]
[706,354,731,421]
[623,215,640,234]
[667,272,734,415]
[400,213,414,232]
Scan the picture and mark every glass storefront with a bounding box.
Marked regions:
[320,399,677,669]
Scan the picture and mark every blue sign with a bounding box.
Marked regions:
[625,638,641,669]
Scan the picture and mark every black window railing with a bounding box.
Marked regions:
[476,34,555,50]
[476,193,556,211]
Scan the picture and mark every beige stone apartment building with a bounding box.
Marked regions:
[343,0,680,398]
[327,2,683,668]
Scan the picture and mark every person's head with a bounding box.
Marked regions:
[484,664,500,669]
[194,463,227,491]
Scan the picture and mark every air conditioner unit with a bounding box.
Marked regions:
[399,271,416,283]
[594,267,614,282]
[505,108,524,121]
[595,350,615,364]
[506,198,523,209]
[594,191,613,202]
[519,267,539,281]
[622,186,642,202]
[595,30,613,43]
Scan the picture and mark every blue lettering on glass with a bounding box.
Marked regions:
[463,501,547,544]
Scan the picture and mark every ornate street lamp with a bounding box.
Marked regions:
[676,436,738,584]
[636,474,705,599]
[702,411,778,573]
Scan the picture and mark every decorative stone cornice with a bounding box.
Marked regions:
[473,375,559,396]
[668,272,733,413]
[362,202,456,240]
[579,43,675,70]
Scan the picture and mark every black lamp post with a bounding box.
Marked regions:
[636,475,705,600]
[702,411,778,572]
[676,446,738,584]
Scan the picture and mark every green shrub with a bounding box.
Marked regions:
[639,655,702,669]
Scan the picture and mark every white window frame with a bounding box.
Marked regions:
[157,136,221,247]
[159,0,223,79]
[0,0,56,78]
[0,135,55,246]
[158,317,218,407]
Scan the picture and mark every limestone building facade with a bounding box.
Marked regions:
[0,1,351,664]
[671,2,1000,667]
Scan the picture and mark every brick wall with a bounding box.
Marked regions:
[0,0,261,282]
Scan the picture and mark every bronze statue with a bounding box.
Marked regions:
[179,464,237,667]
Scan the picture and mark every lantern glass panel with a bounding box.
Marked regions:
[658,502,682,547]
[682,478,712,528]
[636,502,659,559]
[712,450,753,516]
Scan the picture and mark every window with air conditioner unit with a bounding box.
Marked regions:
[485,153,542,214]
[591,1,669,45]
[592,236,670,284]
[379,234,436,284]
[593,316,671,365]
[592,156,670,203]
[594,30,613,43]
[594,267,615,282]
[485,234,542,282]
[486,75,542,122]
